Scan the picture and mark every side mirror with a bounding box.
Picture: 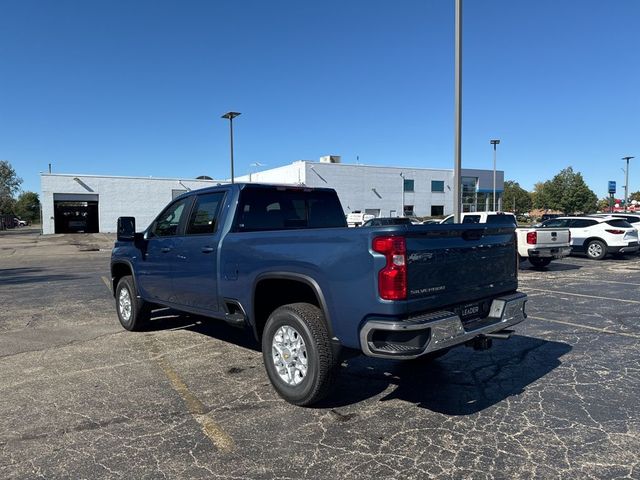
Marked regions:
[117,217,136,241]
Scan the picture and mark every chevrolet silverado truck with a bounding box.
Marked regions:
[111,184,528,405]
[441,212,571,268]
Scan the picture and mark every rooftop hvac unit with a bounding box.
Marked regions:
[319,155,341,164]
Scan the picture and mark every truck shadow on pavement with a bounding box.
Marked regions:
[144,309,261,351]
[519,262,582,272]
[325,335,572,414]
[144,311,571,414]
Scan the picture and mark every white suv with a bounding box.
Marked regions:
[539,216,639,260]
[591,213,640,234]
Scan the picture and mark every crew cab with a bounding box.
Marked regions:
[442,212,571,267]
[111,184,527,405]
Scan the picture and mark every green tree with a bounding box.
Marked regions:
[14,191,40,223]
[502,180,532,215]
[597,197,615,213]
[0,160,22,214]
[532,182,552,210]
[630,191,640,202]
[531,167,597,214]
[0,196,15,215]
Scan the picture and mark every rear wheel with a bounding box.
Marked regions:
[529,257,552,268]
[115,275,151,331]
[586,240,607,260]
[262,303,337,406]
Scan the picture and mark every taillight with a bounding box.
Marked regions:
[372,236,407,300]
[526,231,537,244]
[605,229,625,234]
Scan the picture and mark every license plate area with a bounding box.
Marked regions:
[455,300,491,323]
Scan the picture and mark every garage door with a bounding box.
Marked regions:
[53,194,99,233]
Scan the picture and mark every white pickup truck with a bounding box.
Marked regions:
[346,211,375,227]
[441,212,572,267]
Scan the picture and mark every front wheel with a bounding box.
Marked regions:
[262,303,337,406]
[586,240,607,260]
[115,275,151,331]
[529,257,552,268]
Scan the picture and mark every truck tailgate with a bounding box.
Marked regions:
[405,225,517,312]
[532,228,571,247]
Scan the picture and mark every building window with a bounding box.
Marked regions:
[431,205,444,216]
[431,180,445,192]
[404,205,414,216]
[403,179,414,192]
[461,177,478,212]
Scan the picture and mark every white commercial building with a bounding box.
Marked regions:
[237,156,504,219]
[40,158,503,234]
[40,174,218,234]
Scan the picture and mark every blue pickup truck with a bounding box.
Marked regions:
[111,183,527,405]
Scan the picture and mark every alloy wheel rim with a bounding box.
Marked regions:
[271,325,308,386]
[119,288,132,321]
[588,243,603,257]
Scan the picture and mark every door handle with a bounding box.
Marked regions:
[201,246,215,253]
[161,247,172,253]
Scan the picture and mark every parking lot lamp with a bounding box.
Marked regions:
[400,172,405,217]
[622,156,634,213]
[221,112,241,184]
[490,139,500,211]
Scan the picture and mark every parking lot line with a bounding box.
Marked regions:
[529,315,640,339]
[101,276,112,294]
[524,287,640,304]
[521,277,640,287]
[146,337,234,453]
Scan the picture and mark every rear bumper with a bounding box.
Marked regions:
[607,242,639,254]
[359,292,527,359]
[527,246,572,259]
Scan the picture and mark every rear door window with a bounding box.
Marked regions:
[569,219,598,228]
[462,215,481,224]
[186,192,226,235]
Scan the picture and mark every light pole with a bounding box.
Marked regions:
[221,112,241,183]
[622,156,634,213]
[400,172,405,217]
[453,0,463,222]
[490,139,500,211]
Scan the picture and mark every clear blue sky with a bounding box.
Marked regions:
[1,0,638,198]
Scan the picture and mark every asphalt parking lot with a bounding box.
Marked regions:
[1,229,639,479]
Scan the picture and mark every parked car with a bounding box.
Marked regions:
[111,184,527,405]
[441,212,571,267]
[538,216,639,260]
[361,217,413,227]
[14,218,27,227]
[591,213,640,235]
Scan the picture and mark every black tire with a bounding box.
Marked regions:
[586,240,607,260]
[262,303,337,406]
[115,275,151,331]
[528,257,552,268]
